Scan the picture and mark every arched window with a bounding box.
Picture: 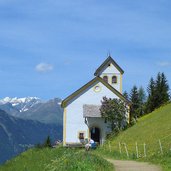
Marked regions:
[103,76,108,83]
[112,76,117,84]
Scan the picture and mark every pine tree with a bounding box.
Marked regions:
[145,77,156,113]
[129,86,140,120]
[44,136,52,148]
[139,86,146,103]
[146,72,170,113]
[138,86,146,116]
[160,72,170,103]
[155,72,162,108]
[123,91,129,99]
[153,72,170,109]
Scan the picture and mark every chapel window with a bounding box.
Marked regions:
[78,132,84,139]
[103,76,108,83]
[112,76,117,84]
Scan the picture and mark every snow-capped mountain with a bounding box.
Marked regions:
[0,97,63,164]
[0,97,42,112]
[0,97,63,125]
[0,97,41,104]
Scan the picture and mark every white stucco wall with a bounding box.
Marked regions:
[65,80,120,144]
[100,63,120,74]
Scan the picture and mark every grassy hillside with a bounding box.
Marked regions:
[97,103,171,170]
[1,104,171,171]
[0,147,114,171]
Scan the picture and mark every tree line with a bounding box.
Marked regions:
[125,72,170,124]
[100,72,170,134]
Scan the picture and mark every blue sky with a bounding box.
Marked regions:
[0,0,171,100]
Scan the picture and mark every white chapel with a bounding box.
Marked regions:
[61,56,130,146]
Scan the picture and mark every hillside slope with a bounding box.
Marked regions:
[107,103,171,154]
[98,103,171,171]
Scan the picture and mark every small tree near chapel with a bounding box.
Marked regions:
[100,97,128,134]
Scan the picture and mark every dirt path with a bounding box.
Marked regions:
[106,159,162,171]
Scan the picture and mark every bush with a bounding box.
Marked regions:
[35,136,52,149]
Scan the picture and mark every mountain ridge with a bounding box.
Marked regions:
[0,109,62,164]
[0,97,63,125]
[0,97,63,164]
[0,97,43,112]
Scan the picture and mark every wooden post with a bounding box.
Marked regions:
[108,141,111,152]
[144,143,146,157]
[159,139,163,155]
[124,143,129,158]
[136,142,139,158]
[119,142,122,154]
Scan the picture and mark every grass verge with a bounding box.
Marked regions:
[0,147,114,171]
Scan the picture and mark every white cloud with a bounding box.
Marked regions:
[35,63,53,73]
[157,61,171,67]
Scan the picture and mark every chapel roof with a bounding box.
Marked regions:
[83,104,101,118]
[61,76,131,108]
[94,56,124,76]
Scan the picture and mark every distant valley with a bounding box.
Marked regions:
[0,97,63,164]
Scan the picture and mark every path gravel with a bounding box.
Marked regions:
[106,159,162,171]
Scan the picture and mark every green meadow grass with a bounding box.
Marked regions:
[1,103,171,171]
[0,147,114,171]
[96,103,171,171]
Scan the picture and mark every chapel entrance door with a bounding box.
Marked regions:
[90,127,100,143]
